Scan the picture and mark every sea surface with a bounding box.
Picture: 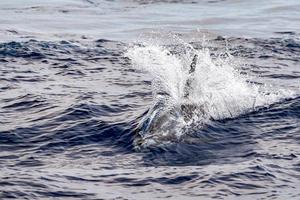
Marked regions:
[1,0,300,199]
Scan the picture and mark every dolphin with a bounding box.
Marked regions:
[134,55,207,148]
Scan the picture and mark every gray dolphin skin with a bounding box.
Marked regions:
[184,54,198,98]
[136,55,204,147]
[181,54,199,121]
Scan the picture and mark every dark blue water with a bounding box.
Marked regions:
[1,0,300,199]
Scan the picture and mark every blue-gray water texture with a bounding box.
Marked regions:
[0,0,300,199]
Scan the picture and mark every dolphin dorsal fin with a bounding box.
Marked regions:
[189,54,198,74]
[184,54,198,98]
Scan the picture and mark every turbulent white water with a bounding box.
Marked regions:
[126,38,296,147]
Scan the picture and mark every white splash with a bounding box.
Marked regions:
[125,37,295,147]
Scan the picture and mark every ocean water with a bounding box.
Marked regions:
[1,0,300,199]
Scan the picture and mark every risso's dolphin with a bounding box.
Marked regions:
[135,55,207,148]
